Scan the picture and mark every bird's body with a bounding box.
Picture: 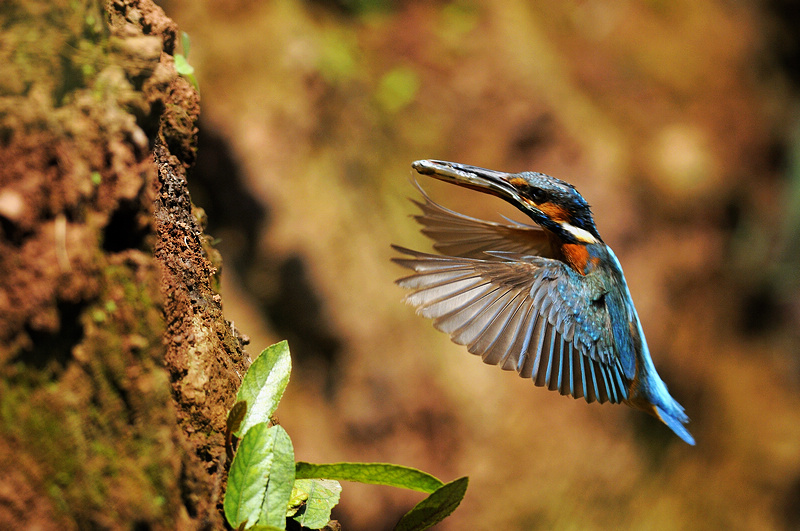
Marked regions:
[393,160,694,445]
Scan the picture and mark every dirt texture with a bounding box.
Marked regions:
[0,0,247,528]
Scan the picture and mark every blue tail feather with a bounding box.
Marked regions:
[655,405,695,445]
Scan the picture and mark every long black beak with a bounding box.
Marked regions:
[412,159,536,217]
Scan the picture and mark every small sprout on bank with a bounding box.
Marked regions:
[174,31,199,91]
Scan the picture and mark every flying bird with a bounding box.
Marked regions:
[392,159,694,445]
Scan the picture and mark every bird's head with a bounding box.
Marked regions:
[412,159,602,245]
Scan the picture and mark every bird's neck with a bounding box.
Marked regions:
[535,216,603,275]
[543,232,604,276]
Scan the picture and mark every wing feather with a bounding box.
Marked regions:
[606,363,618,401]
[410,184,554,260]
[392,231,627,405]
[575,356,593,403]
[493,295,536,370]
[532,327,557,386]
[547,334,563,391]
[612,363,629,400]
[524,315,547,377]
[460,289,518,345]
[502,302,539,371]
[413,279,491,319]
[470,290,527,365]
[436,285,505,336]
[445,286,507,344]
[559,342,571,396]
[588,358,601,403]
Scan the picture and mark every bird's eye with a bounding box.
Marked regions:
[529,188,547,204]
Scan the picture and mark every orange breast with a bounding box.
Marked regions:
[560,243,599,275]
[561,243,588,274]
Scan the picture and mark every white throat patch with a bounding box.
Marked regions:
[560,222,600,244]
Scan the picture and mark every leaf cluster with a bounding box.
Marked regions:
[223,341,468,530]
[174,32,198,91]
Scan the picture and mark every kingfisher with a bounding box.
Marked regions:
[392,160,694,445]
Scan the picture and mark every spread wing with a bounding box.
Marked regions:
[392,246,630,404]
[411,183,555,260]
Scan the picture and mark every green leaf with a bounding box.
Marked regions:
[295,462,444,494]
[174,54,194,76]
[226,401,248,462]
[227,401,248,435]
[259,425,295,529]
[186,73,200,91]
[394,477,469,531]
[181,31,191,58]
[289,479,342,529]
[236,341,292,437]
[224,424,296,529]
[224,423,274,529]
[225,402,247,463]
[174,53,200,92]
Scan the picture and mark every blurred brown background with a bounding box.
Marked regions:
[161,1,800,529]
